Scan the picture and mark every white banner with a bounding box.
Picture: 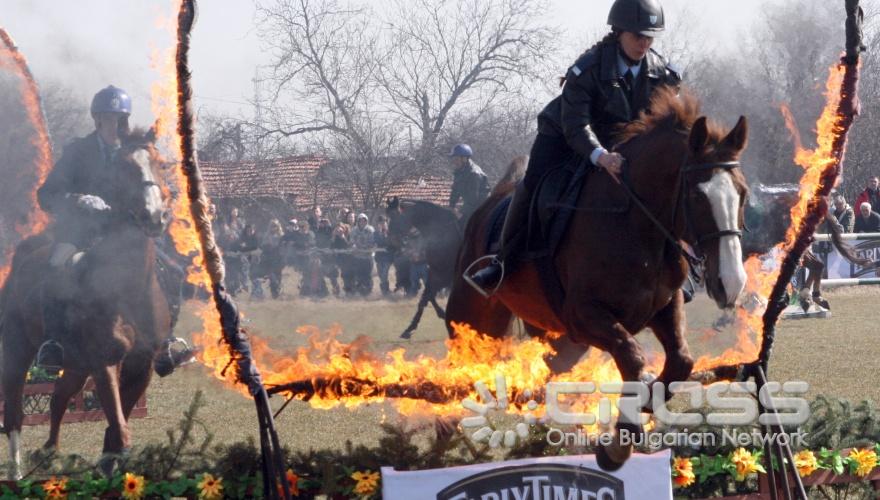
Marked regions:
[817,234,880,279]
[381,450,671,500]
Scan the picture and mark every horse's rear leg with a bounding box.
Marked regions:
[43,369,89,451]
[400,286,432,339]
[647,291,695,389]
[2,328,36,480]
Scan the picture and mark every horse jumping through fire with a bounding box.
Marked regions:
[446,88,751,470]
[0,129,172,478]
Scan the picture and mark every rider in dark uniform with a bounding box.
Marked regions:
[448,144,490,223]
[466,0,681,294]
[35,86,193,375]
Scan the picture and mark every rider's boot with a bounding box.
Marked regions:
[812,290,830,310]
[465,182,531,297]
[35,243,79,373]
[154,337,198,377]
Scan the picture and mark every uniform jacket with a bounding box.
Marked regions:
[537,40,681,157]
[449,160,489,219]
[37,132,124,245]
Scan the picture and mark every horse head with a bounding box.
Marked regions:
[114,128,170,238]
[385,196,411,250]
[682,115,750,309]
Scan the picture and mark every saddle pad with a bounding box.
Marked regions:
[485,195,512,255]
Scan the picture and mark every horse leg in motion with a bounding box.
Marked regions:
[646,292,695,395]
[563,303,649,472]
[92,363,131,476]
[1,320,36,480]
[44,369,89,451]
[118,351,154,420]
[400,272,447,339]
[523,323,590,375]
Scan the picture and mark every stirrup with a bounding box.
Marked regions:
[154,338,198,377]
[35,340,64,374]
[462,254,505,299]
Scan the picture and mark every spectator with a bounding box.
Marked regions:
[855,177,880,212]
[331,223,354,296]
[350,213,375,296]
[232,223,262,298]
[281,219,304,271]
[345,210,356,227]
[830,193,855,233]
[227,207,246,237]
[261,219,286,299]
[373,215,394,296]
[296,221,326,297]
[854,202,880,233]
[315,218,338,296]
[308,206,323,230]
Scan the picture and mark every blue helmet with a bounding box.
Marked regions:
[449,143,473,158]
[90,85,132,117]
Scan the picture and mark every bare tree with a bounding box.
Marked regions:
[377,0,556,164]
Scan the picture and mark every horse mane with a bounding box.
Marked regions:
[491,155,527,197]
[615,87,726,147]
[121,127,157,150]
[399,198,457,221]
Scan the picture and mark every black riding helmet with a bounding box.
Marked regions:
[607,0,665,37]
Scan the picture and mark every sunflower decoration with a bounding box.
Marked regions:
[730,448,764,481]
[121,472,146,500]
[198,473,224,500]
[671,457,695,487]
[351,470,381,496]
[42,476,68,500]
[793,450,819,477]
[847,448,878,478]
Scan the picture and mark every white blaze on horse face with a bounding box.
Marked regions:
[698,171,747,305]
[133,149,163,218]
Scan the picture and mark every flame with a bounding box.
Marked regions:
[0,32,53,287]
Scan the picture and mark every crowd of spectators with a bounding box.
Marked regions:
[211,204,429,300]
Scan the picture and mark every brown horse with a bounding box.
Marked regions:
[446,89,750,470]
[1,130,171,478]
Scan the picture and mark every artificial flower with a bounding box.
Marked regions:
[793,450,819,477]
[351,470,380,496]
[42,476,68,500]
[672,457,695,487]
[121,472,145,500]
[730,447,761,481]
[198,473,224,500]
[848,448,878,478]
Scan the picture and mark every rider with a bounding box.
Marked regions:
[35,85,192,375]
[466,0,681,295]
[448,144,490,223]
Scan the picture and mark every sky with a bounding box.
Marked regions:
[1,0,767,125]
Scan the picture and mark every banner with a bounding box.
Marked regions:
[381,450,671,500]
[818,235,880,279]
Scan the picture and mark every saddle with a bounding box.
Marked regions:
[485,156,631,316]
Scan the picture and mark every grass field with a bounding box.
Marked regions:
[2,275,879,464]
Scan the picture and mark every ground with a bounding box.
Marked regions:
[2,275,879,463]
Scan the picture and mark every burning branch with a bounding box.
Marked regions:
[173,2,289,498]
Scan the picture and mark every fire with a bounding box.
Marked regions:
[0,30,53,287]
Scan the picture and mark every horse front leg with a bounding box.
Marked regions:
[563,303,648,472]
[44,369,89,451]
[400,286,431,339]
[118,350,153,420]
[90,365,130,476]
[647,290,695,389]
[2,325,36,480]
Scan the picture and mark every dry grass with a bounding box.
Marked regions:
[2,275,878,463]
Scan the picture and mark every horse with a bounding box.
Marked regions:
[446,88,751,471]
[385,197,460,339]
[1,129,172,478]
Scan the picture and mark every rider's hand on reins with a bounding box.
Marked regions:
[597,152,624,185]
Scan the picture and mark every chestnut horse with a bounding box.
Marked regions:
[446,89,750,470]
[1,130,171,478]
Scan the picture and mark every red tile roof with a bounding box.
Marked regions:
[199,157,452,210]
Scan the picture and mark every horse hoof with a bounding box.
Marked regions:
[595,445,625,472]
[400,331,413,340]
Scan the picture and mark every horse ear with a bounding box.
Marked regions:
[147,121,158,144]
[722,116,749,152]
[689,116,710,153]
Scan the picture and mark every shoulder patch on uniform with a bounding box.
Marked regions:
[568,46,600,79]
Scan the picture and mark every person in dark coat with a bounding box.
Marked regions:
[448,143,489,222]
[854,202,880,233]
[467,0,680,294]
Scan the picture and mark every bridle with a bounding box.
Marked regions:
[619,152,743,271]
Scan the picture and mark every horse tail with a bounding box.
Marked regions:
[827,216,872,267]
[491,155,528,197]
